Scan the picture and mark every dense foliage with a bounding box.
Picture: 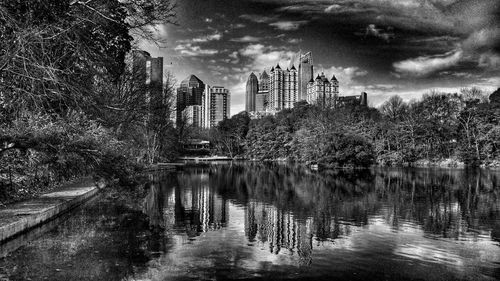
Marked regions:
[210,88,500,168]
[0,0,176,202]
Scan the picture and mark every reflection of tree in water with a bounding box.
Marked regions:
[142,181,165,230]
[147,164,500,265]
[200,164,500,252]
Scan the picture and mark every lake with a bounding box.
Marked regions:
[0,163,499,280]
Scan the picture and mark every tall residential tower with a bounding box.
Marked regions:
[269,64,298,111]
[245,73,258,112]
[256,71,270,112]
[202,85,231,128]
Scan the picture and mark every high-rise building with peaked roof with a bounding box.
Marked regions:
[306,72,338,108]
[251,51,369,114]
[269,63,298,111]
[256,71,270,112]
[176,75,205,126]
[246,73,258,112]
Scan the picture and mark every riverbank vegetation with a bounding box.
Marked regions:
[209,88,500,168]
[0,0,177,203]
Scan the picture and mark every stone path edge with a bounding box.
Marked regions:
[0,177,104,243]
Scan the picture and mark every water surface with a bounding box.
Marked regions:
[0,164,499,280]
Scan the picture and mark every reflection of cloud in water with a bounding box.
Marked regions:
[131,165,500,280]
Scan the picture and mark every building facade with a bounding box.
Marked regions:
[176,75,205,126]
[245,73,258,112]
[269,64,298,111]
[247,51,369,115]
[182,105,202,127]
[255,71,269,113]
[306,73,339,108]
[298,52,314,101]
[336,92,368,107]
[132,50,163,107]
[202,85,230,128]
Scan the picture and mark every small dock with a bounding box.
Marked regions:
[145,163,185,172]
[177,156,233,162]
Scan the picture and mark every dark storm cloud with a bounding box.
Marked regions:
[248,0,500,75]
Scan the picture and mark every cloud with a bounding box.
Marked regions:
[205,18,213,23]
[230,23,247,29]
[229,82,247,116]
[239,14,277,23]
[239,44,295,70]
[229,51,238,59]
[324,4,342,13]
[257,0,498,37]
[269,20,308,31]
[174,43,219,56]
[287,38,302,44]
[191,32,223,43]
[361,24,395,42]
[393,49,463,76]
[276,4,322,14]
[462,28,500,52]
[228,51,240,64]
[478,52,500,69]
[393,27,499,75]
[230,36,262,42]
[321,65,369,95]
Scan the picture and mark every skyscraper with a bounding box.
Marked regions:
[269,63,298,111]
[245,73,258,112]
[256,71,269,112]
[132,50,164,122]
[182,105,202,127]
[202,85,230,128]
[298,52,314,101]
[132,50,164,104]
[176,75,205,126]
[253,51,367,114]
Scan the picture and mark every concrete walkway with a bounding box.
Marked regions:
[0,178,102,242]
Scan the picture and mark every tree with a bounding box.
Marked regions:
[380,95,407,121]
[210,111,251,157]
[0,0,177,201]
[0,0,176,116]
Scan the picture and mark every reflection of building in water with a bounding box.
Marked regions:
[245,201,314,265]
[243,200,358,265]
[165,173,229,237]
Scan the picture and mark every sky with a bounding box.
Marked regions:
[140,0,500,115]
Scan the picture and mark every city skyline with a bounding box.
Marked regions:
[139,0,499,115]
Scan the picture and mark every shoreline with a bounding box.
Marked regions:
[173,156,500,170]
[0,177,104,243]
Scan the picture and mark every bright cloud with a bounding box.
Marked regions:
[191,32,223,43]
[269,20,308,31]
[393,50,463,76]
[324,4,342,13]
[174,43,219,56]
[321,65,369,96]
[239,44,295,70]
[239,14,277,23]
[230,36,262,42]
